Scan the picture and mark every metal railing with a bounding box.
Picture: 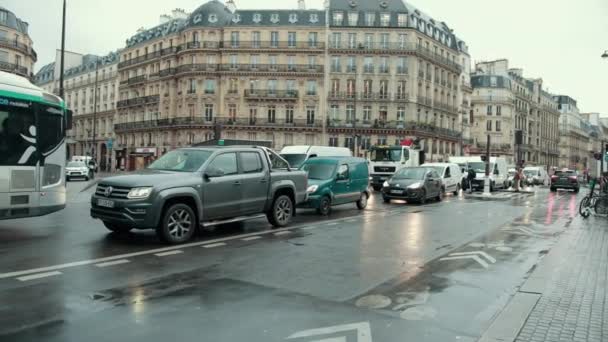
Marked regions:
[0,61,28,76]
[244,89,299,100]
[116,95,160,109]
[219,63,324,73]
[0,37,36,58]
[119,74,147,85]
[224,41,325,49]
[326,120,462,138]
[115,116,323,132]
[215,116,322,128]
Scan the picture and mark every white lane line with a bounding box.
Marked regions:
[155,250,184,257]
[203,242,226,248]
[274,231,291,236]
[0,215,364,280]
[328,222,339,226]
[241,236,262,241]
[17,271,62,282]
[94,259,130,268]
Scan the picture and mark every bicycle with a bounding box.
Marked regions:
[579,177,608,218]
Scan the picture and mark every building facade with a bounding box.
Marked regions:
[581,112,607,177]
[110,0,469,168]
[555,95,590,170]
[35,51,120,170]
[0,6,36,78]
[469,59,560,167]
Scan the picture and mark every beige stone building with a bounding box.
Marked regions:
[0,6,36,78]
[555,95,591,170]
[35,51,120,170]
[469,59,560,167]
[111,0,469,168]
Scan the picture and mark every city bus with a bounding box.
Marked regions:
[0,71,71,219]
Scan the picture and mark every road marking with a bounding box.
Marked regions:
[328,222,338,226]
[274,231,291,236]
[288,322,372,342]
[440,250,496,269]
[448,251,497,263]
[241,236,262,241]
[0,215,360,280]
[17,271,62,282]
[154,250,184,257]
[202,242,226,248]
[94,259,130,268]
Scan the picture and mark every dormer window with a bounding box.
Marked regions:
[253,13,262,23]
[365,12,375,26]
[0,11,7,23]
[332,11,343,25]
[348,12,358,26]
[397,13,407,27]
[379,13,390,27]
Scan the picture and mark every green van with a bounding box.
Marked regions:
[300,157,370,215]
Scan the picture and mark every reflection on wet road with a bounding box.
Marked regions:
[0,183,584,341]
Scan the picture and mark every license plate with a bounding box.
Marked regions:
[97,199,115,208]
[390,190,404,194]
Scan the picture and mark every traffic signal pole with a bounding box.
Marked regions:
[483,134,491,195]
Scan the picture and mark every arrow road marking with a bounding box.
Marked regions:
[287,322,372,342]
[440,250,497,269]
[440,255,489,268]
[448,251,497,263]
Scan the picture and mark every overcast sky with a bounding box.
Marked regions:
[6,0,608,114]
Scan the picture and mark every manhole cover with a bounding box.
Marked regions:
[355,294,392,309]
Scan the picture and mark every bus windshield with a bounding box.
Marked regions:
[370,148,407,162]
[0,99,64,166]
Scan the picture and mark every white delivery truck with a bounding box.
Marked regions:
[368,143,425,191]
[450,156,508,192]
[280,146,352,168]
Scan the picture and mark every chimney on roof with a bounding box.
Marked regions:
[136,27,145,33]
[171,8,188,20]
[226,0,236,13]
[298,0,306,10]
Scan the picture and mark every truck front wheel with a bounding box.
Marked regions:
[156,203,197,244]
[267,194,293,227]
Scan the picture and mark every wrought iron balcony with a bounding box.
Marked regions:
[0,37,36,59]
[215,116,322,128]
[244,89,299,101]
[219,63,323,74]
[224,41,324,49]
[0,61,28,76]
[116,95,160,109]
[118,50,163,68]
[119,75,147,86]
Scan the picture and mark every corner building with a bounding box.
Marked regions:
[0,6,36,78]
[115,0,469,163]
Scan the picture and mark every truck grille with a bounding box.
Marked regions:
[95,184,131,199]
[374,166,396,173]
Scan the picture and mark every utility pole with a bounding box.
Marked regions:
[58,0,66,98]
[483,134,491,195]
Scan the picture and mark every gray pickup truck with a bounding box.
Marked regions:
[91,146,308,244]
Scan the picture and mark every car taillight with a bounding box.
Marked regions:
[569,176,577,182]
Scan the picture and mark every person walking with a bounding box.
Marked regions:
[513,167,521,192]
[467,166,476,193]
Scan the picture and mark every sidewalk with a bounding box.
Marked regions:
[482,214,608,342]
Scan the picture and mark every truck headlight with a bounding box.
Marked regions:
[408,182,423,189]
[383,181,389,188]
[307,185,318,194]
[127,187,153,199]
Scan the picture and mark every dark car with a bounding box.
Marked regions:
[550,170,580,192]
[381,167,443,204]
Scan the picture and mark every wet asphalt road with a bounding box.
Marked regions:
[0,179,584,341]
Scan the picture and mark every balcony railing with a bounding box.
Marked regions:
[215,116,321,128]
[115,116,323,132]
[326,120,462,138]
[244,89,299,100]
[0,61,28,76]
[119,75,147,85]
[327,92,409,102]
[417,96,432,106]
[118,50,162,68]
[116,95,160,109]
[65,71,117,90]
[224,41,325,49]
[328,42,462,72]
[219,63,324,74]
[471,95,514,104]
[0,37,36,59]
[473,143,512,151]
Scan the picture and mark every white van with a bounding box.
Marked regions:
[280,146,352,168]
[450,156,508,191]
[523,166,549,186]
[422,163,463,195]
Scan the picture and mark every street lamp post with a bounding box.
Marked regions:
[91,60,100,162]
[59,0,66,98]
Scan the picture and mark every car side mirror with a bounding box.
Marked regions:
[204,167,224,179]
